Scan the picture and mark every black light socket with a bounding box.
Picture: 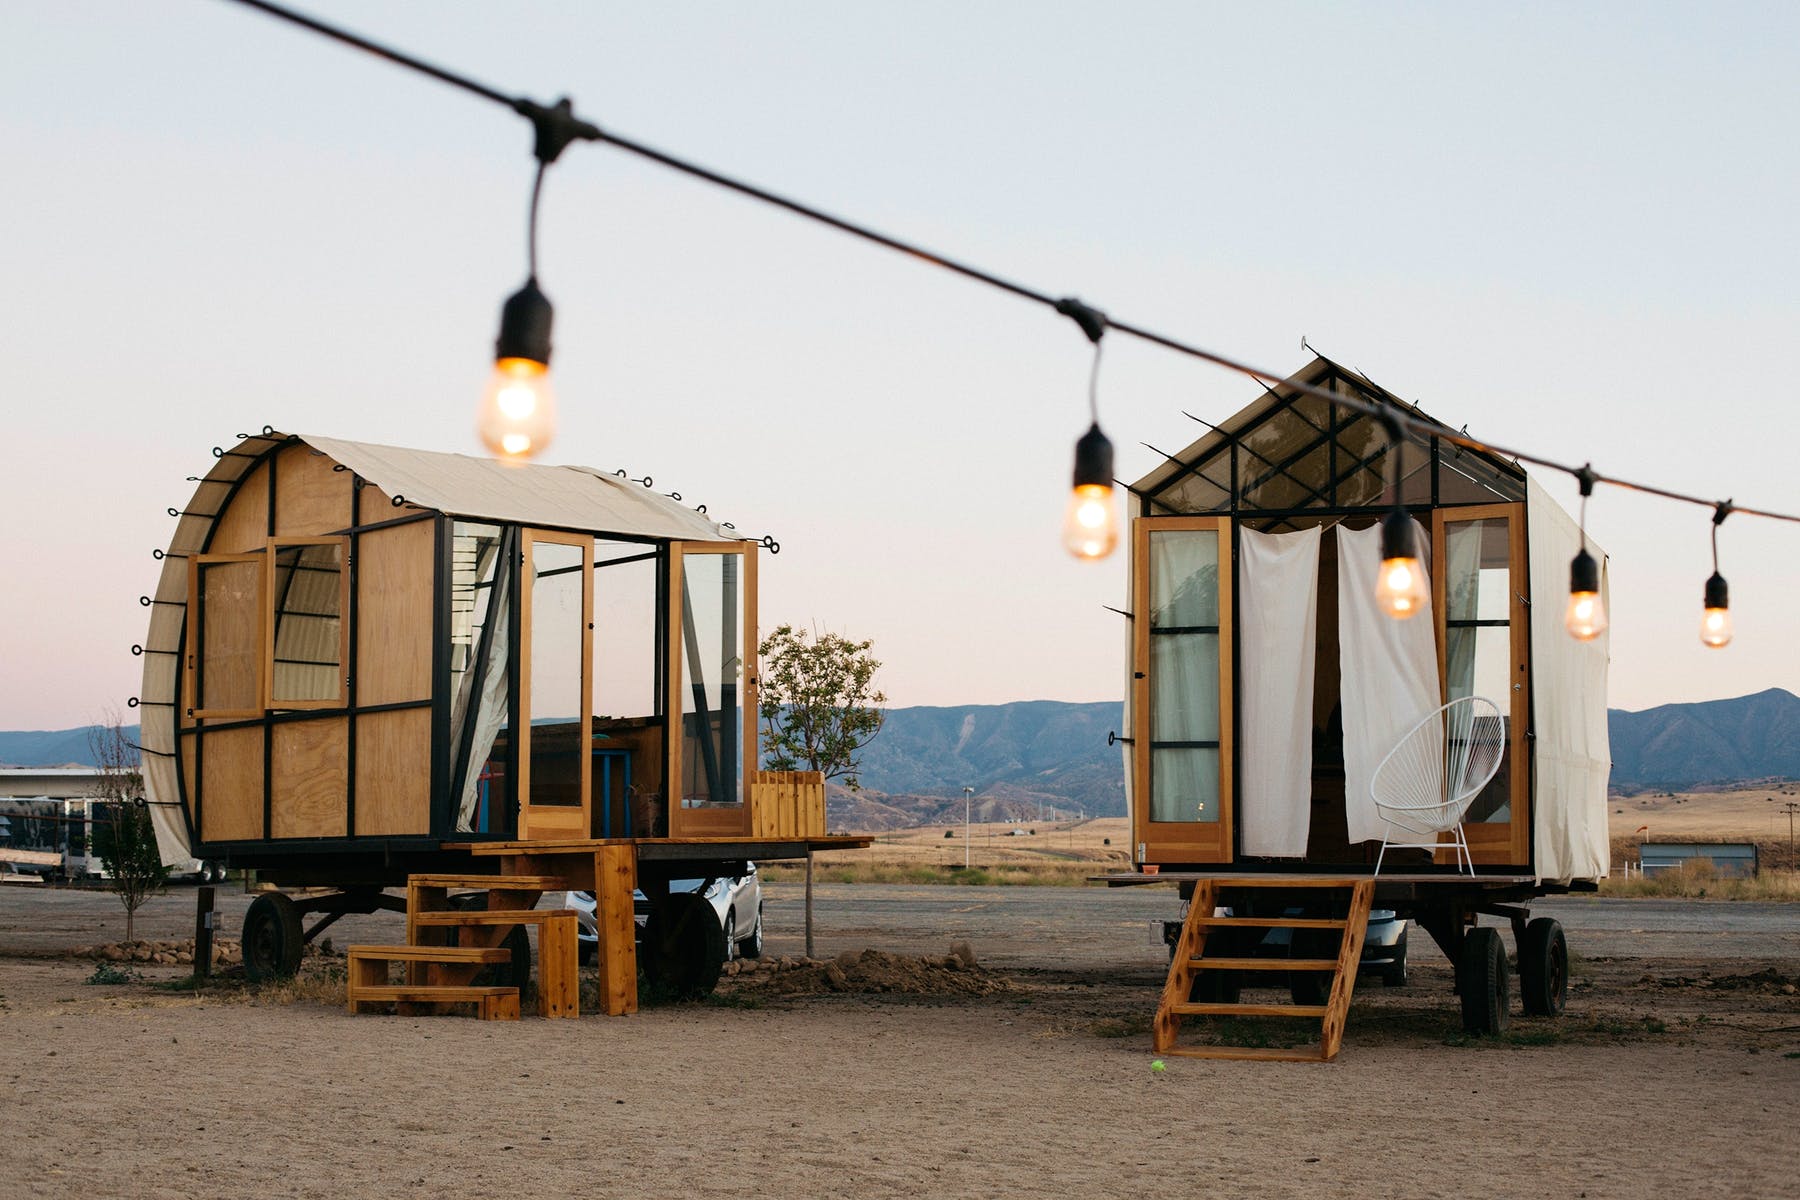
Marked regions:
[1379,506,1416,560]
[1570,547,1599,594]
[1072,422,1114,488]
[1704,570,1729,611]
[495,276,554,365]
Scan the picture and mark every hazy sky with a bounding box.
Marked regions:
[2,1,1795,730]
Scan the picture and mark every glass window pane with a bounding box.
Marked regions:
[678,553,745,810]
[1151,634,1220,742]
[269,543,343,705]
[1152,748,1220,823]
[1150,530,1219,627]
[527,540,585,808]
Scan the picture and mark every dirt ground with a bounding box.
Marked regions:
[2,885,1796,1199]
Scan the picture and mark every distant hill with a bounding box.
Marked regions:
[4,688,1794,806]
[1606,687,1800,791]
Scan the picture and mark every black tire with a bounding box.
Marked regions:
[1289,928,1337,1007]
[1517,917,1568,1017]
[1190,970,1242,1004]
[1457,926,1511,1035]
[740,903,764,960]
[242,892,304,983]
[1381,930,1409,987]
[642,892,726,999]
[449,893,532,989]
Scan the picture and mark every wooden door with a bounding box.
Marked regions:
[1132,516,1234,865]
[667,541,757,839]
[1432,503,1530,867]
[518,530,593,841]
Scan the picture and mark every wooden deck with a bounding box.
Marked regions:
[444,834,874,862]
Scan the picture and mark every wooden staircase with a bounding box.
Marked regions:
[346,872,581,1020]
[1153,878,1374,1063]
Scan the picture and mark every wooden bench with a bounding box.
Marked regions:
[410,909,581,1018]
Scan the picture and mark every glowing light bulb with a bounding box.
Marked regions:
[1063,482,1118,560]
[1565,547,1607,641]
[1700,571,1731,648]
[1374,507,1427,618]
[1065,422,1117,561]
[478,357,557,463]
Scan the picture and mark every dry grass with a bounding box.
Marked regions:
[1598,860,1800,901]
[765,816,1134,886]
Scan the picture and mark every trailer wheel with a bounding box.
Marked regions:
[1457,926,1511,1035]
[642,892,726,999]
[1288,928,1337,1007]
[1517,917,1568,1017]
[1190,970,1242,1004]
[242,893,304,983]
[449,893,532,990]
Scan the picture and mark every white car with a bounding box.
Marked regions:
[564,863,764,962]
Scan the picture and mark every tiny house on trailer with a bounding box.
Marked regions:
[1116,357,1612,1060]
[138,430,864,1018]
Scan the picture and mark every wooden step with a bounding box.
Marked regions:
[1161,1045,1327,1063]
[1189,957,1339,972]
[1203,878,1370,889]
[348,984,519,1020]
[412,907,577,927]
[1194,915,1348,930]
[407,874,570,891]
[1170,1002,1329,1018]
[348,944,513,964]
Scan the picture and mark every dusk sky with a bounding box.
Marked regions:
[2,2,1795,731]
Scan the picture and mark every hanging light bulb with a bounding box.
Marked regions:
[1054,296,1116,561]
[1700,571,1732,648]
[1064,423,1118,560]
[1565,547,1607,640]
[478,277,557,462]
[1565,466,1606,641]
[1375,505,1427,618]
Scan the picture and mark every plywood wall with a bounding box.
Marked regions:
[271,716,349,839]
[356,707,431,835]
[209,463,269,555]
[273,443,353,536]
[358,518,433,707]
[198,725,264,842]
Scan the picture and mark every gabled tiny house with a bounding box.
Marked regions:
[1118,358,1613,1057]
[138,430,861,1015]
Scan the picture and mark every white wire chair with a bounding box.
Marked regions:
[1371,695,1507,875]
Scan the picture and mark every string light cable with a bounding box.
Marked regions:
[220,0,1800,596]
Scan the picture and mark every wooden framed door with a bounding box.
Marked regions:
[518,529,593,841]
[1433,503,1530,867]
[1131,516,1234,865]
[667,541,757,839]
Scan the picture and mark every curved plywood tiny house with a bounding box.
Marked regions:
[138,432,853,1016]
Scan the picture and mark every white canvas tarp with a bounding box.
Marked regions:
[1337,520,1441,845]
[1527,475,1611,882]
[1238,527,1320,857]
[302,434,728,542]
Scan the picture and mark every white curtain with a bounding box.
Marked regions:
[1337,520,1441,844]
[1527,475,1612,882]
[1238,527,1320,857]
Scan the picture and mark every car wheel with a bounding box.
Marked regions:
[1517,917,1568,1016]
[723,911,738,962]
[1381,930,1409,987]
[740,903,764,960]
[1457,926,1511,1035]
[242,893,304,983]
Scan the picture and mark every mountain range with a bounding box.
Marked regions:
[4,689,1794,828]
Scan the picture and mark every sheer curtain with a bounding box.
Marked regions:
[1238,527,1320,857]
[1337,520,1440,844]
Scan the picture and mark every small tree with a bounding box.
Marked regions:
[757,623,888,791]
[88,718,167,943]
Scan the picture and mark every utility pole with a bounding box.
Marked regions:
[963,786,974,870]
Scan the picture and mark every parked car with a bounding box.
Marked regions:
[564,863,764,963]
